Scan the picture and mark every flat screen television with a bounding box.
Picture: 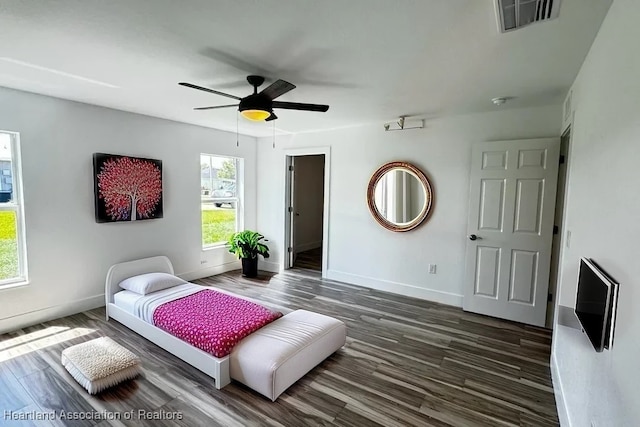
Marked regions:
[574,257,619,352]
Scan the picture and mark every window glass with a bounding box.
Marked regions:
[201,154,240,247]
[0,134,13,203]
[0,131,27,285]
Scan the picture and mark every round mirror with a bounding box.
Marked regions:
[367,161,433,232]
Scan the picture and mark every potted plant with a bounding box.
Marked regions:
[227,230,270,278]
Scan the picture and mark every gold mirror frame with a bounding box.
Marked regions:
[367,161,433,232]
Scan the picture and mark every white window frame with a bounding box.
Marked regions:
[200,154,243,249]
[0,131,28,287]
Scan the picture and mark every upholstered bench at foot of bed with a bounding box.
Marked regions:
[230,309,346,401]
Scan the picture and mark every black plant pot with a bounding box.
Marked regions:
[241,257,258,278]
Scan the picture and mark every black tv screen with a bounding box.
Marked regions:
[575,258,617,352]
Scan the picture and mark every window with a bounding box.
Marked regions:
[201,154,242,248]
[0,131,27,285]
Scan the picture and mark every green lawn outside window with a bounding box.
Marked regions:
[202,209,236,247]
[0,211,19,280]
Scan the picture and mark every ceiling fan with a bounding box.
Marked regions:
[179,75,329,122]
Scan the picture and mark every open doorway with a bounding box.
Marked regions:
[546,126,571,328]
[284,149,330,276]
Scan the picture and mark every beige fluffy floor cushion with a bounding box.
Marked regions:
[61,337,141,394]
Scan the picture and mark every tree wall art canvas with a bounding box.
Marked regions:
[93,153,163,223]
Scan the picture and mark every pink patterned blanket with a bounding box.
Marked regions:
[152,289,282,357]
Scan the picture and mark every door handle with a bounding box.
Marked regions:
[468,234,480,241]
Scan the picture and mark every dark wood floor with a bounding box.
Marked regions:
[0,269,558,426]
[293,248,322,271]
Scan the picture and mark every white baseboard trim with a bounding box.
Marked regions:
[179,261,241,282]
[0,294,104,334]
[551,350,571,427]
[295,241,322,253]
[326,270,463,307]
[259,260,281,273]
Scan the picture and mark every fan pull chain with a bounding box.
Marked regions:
[236,111,239,147]
[272,120,276,149]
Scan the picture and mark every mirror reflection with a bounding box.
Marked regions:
[367,161,433,232]
[373,169,426,225]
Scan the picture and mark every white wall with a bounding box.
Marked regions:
[552,0,640,424]
[257,105,561,306]
[293,154,324,252]
[0,87,257,333]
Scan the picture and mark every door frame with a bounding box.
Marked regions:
[546,124,572,327]
[551,116,576,328]
[283,147,331,277]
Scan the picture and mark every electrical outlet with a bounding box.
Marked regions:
[428,264,437,274]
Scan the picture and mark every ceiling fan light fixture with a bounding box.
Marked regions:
[240,109,272,121]
[180,75,329,122]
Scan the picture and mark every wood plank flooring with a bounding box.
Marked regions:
[293,248,322,271]
[0,269,558,426]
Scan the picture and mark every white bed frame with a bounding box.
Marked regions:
[105,256,230,389]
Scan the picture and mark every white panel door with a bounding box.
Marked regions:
[463,139,559,327]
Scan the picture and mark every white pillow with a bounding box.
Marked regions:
[118,272,186,295]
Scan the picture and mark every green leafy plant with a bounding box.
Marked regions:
[227,230,270,260]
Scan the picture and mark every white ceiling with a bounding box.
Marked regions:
[0,0,612,137]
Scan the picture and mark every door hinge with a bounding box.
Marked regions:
[287,247,293,253]
[559,155,566,164]
[548,293,553,302]
[288,206,293,213]
[288,165,294,171]
[553,225,559,235]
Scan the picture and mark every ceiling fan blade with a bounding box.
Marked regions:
[265,112,278,121]
[260,79,296,100]
[178,82,241,101]
[272,101,329,112]
[193,104,238,110]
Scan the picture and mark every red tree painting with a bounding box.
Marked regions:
[94,154,163,222]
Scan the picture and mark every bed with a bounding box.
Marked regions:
[105,255,233,389]
[105,255,347,399]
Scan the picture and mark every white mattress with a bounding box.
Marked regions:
[112,283,279,323]
[112,283,203,319]
[113,290,144,315]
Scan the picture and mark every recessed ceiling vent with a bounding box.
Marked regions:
[495,0,561,33]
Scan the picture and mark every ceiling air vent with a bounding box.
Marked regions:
[495,0,561,33]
